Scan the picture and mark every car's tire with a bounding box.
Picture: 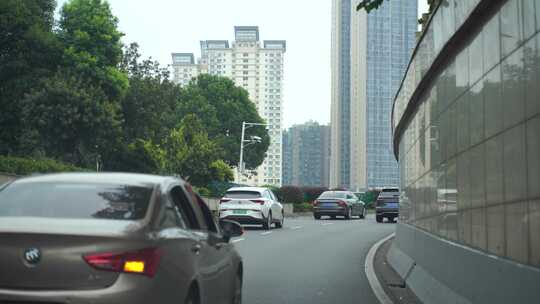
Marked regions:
[314,213,321,220]
[232,271,242,304]
[275,213,284,228]
[263,212,272,230]
[376,215,383,223]
[185,284,199,304]
[345,207,352,220]
[360,208,366,219]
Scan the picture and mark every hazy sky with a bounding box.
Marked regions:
[57,0,430,128]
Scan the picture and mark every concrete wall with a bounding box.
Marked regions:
[388,223,540,304]
[389,0,540,302]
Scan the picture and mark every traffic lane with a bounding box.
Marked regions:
[233,215,396,304]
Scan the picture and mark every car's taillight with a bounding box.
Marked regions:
[220,198,231,204]
[337,200,347,207]
[84,248,161,277]
[377,200,386,207]
[250,199,265,205]
[313,200,319,206]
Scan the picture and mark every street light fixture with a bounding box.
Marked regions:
[238,121,268,176]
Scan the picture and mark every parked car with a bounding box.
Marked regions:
[219,187,284,230]
[0,173,244,304]
[375,187,400,223]
[313,191,366,220]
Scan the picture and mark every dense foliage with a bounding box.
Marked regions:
[0,0,269,187]
[301,186,329,203]
[280,186,305,204]
[0,155,86,175]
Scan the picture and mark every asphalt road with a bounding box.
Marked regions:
[231,214,396,304]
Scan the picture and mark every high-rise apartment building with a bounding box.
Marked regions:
[172,26,286,186]
[282,121,330,187]
[330,0,417,190]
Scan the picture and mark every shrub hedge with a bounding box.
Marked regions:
[0,155,87,175]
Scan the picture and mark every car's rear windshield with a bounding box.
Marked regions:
[377,197,399,203]
[318,192,346,199]
[0,182,154,220]
[225,191,262,199]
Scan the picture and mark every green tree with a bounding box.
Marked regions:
[178,74,270,169]
[0,0,60,154]
[119,43,179,144]
[58,0,128,99]
[20,71,121,167]
[356,0,387,12]
[160,114,233,187]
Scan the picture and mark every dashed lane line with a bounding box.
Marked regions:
[231,238,245,243]
[260,231,273,236]
[291,226,302,230]
[322,222,334,226]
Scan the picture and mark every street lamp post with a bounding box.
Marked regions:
[238,121,268,177]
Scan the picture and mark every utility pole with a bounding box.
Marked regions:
[238,121,268,179]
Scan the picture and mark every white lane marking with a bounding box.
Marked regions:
[322,222,334,226]
[260,231,273,235]
[231,238,245,243]
[291,226,302,230]
[365,233,395,304]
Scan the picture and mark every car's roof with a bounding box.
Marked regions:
[10,172,179,187]
[226,187,267,193]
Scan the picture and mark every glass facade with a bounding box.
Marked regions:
[366,0,417,188]
[393,0,540,268]
[282,123,331,187]
[338,0,352,188]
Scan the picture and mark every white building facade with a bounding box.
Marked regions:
[172,26,286,186]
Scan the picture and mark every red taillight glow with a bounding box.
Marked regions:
[84,248,161,277]
[220,198,231,204]
[337,200,347,207]
[250,199,265,205]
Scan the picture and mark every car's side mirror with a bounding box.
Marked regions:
[219,219,243,243]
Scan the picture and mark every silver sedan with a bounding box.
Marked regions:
[0,173,244,304]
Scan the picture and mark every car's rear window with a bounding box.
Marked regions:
[0,182,154,220]
[318,192,346,199]
[225,191,261,199]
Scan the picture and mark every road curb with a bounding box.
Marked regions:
[365,233,395,304]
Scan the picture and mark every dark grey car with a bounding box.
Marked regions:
[312,191,366,220]
[0,173,243,304]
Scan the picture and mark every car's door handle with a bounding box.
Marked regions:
[191,244,201,255]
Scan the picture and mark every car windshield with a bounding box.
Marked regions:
[225,191,262,199]
[0,182,153,220]
[318,192,346,199]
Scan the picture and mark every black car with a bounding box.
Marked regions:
[375,187,399,223]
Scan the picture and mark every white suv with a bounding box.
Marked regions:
[219,187,284,230]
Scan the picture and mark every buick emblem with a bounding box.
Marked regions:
[24,248,41,265]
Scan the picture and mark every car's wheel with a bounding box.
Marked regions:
[263,212,272,230]
[376,215,383,223]
[232,272,242,304]
[345,207,352,220]
[185,284,199,304]
[275,212,284,228]
[314,213,321,220]
[360,208,366,219]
